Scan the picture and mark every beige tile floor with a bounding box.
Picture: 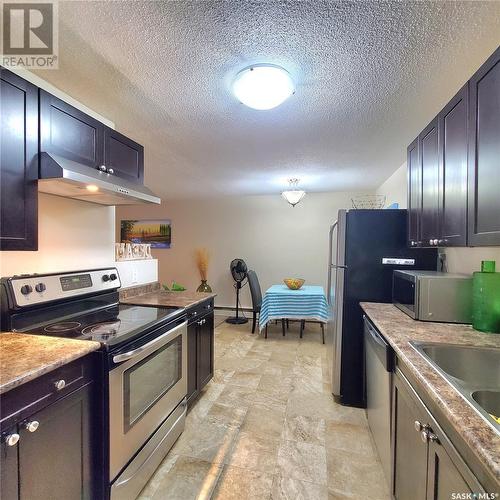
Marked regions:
[138,318,390,500]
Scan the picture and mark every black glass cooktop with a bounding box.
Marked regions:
[23,304,184,346]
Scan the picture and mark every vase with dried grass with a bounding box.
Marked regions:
[195,248,212,293]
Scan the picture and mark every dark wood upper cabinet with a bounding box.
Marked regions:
[40,90,104,169]
[407,138,421,247]
[438,85,468,247]
[420,119,440,246]
[468,47,500,246]
[407,47,499,248]
[0,68,38,251]
[104,127,144,183]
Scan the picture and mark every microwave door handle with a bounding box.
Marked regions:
[112,321,186,364]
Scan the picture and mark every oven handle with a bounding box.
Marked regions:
[112,321,186,364]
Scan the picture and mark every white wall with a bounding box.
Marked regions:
[116,192,361,308]
[375,165,500,274]
[0,194,115,276]
[376,163,407,209]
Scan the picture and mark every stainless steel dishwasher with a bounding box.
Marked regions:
[364,315,394,487]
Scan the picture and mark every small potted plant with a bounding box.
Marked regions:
[195,248,212,292]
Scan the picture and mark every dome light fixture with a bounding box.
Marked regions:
[233,64,294,110]
[282,178,306,207]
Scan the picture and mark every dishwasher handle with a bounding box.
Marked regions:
[364,316,394,372]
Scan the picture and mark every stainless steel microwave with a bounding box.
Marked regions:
[392,270,473,323]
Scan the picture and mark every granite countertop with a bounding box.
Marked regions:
[121,290,217,309]
[360,302,500,488]
[0,333,100,395]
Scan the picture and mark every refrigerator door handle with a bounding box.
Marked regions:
[327,221,338,304]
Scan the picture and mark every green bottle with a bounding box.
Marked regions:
[472,260,500,333]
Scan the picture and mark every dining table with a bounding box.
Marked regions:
[258,284,329,338]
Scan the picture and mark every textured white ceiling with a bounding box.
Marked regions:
[36,1,500,199]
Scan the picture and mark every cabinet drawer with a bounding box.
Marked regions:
[0,354,96,429]
[187,299,214,324]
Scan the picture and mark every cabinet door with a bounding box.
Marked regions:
[40,90,104,169]
[18,384,93,500]
[426,439,472,500]
[438,85,468,247]
[187,321,199,405]
[392,373,428,499]
[420,119,440,246]
[197,312,214,390]
[0,68,38,251]
[407,138,421,246]
[468,47,500,246]
[104,127,144,183]
[0,426,19,500]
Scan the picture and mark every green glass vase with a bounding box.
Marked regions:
[472,260,500,333]
[196,280,212,293]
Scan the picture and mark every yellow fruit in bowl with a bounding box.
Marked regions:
[284,278,305,290]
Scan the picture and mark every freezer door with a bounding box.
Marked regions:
[328,209,347,396]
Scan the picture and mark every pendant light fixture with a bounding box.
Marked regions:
[281,178,306,207]
[233,64,295,110]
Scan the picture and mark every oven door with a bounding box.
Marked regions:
[392,272,418,319]
[108,320,187,480]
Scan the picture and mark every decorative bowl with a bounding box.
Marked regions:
[284,278,305,290]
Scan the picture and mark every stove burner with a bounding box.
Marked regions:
[81,320,121,339]
[44,321,81,333]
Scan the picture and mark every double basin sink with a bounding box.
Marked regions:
[411,342,500,434]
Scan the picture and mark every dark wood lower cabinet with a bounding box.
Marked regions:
[186,301,215,406]
[393,370,428,499]
[426,438,472,500]
[0,354,100,500]
[18,385,93,500]
[392,368,484,499]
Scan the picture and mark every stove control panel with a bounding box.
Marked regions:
[9,268,121,308]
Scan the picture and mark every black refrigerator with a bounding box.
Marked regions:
[326,209,437,408]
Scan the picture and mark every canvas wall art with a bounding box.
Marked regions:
[120,219,172,249]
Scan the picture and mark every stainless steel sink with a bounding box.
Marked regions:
[419,344,500,388]
[411,342,500,433]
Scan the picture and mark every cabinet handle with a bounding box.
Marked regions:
[420,429,429,443]
[98,165,107,173]
[420,425,438,443]
[107,168,114,175]
[24,420,40,433]
[54,379,66,391]
[5,433,20,446]
[427,431,439,443]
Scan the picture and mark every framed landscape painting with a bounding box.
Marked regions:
[121,219,171,249]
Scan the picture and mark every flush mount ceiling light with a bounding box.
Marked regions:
[281,178,306,207]
[233,64,295,110]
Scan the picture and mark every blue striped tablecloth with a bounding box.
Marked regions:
[259,285,328,331]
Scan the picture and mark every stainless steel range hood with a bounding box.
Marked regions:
[38,152,161,205]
